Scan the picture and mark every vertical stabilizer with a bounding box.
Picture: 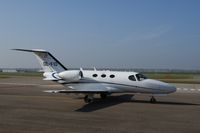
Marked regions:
[13,49,67,73]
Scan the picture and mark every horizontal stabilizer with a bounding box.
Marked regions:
[12,49,47,53]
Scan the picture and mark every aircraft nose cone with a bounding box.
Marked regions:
[144,79,176,94]
[166,84,177,93]
[158,82,176,94]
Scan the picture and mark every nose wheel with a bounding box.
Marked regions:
[150,96,157,103]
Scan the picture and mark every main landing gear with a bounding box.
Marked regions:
[84,93,108,103]
[84,95,94,103]
[100,93,107,99]
[150,96,157,103]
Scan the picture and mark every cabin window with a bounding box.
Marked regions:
[93,74,98,77]
[128,75,136,81]
[110,74,115,78]
[101,74,106,78]
[136,73,147,81]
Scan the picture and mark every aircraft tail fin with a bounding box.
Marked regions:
[13,49,67,73]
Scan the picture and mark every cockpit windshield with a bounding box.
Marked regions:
[136,73,147,81]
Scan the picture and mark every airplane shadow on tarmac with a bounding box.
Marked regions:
[75,94,199,112]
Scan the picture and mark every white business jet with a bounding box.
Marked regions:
[13,49,176,103]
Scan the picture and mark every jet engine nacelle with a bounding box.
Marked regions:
[58,70,83,82]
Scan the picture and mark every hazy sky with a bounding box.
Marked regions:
[0,0,200,70]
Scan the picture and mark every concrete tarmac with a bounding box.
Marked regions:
[0,77,199,133]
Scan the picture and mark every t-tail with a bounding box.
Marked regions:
[13,49,68,81]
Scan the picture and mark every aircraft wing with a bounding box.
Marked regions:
[44,83,110,94]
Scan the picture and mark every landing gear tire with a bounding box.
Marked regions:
[100,93,107,99]
[84,95,94,103]
[150,96,156,103]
